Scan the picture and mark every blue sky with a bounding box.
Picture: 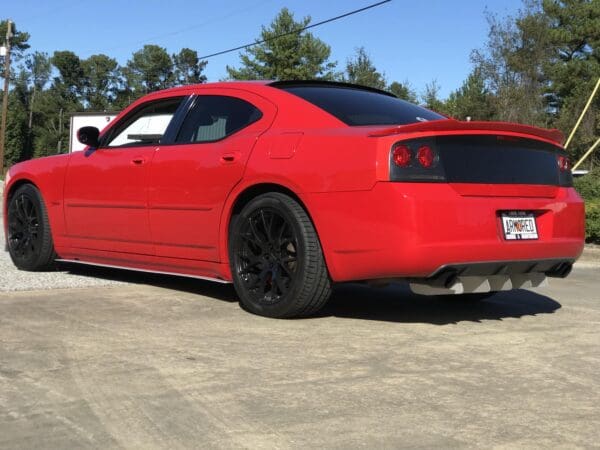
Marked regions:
[4,0,524,99]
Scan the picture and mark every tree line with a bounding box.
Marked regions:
[0,0,598,169]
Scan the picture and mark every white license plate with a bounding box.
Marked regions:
[501,214,538,240]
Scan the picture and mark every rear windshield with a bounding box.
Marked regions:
[278,85,446,126]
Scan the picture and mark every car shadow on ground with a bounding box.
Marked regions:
[319,283,562,325]
[60,263,239,302]
[60,264,561,325]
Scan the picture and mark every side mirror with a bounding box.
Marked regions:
[77,126,100,148]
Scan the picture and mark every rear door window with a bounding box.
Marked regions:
[175,96,263,143]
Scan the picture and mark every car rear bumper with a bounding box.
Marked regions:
[305,182,585,282]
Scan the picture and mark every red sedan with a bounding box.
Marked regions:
[3,81,585,318]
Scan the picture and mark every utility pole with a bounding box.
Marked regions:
[0,20,13,175]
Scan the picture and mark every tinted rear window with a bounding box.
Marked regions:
[279,86,446,126]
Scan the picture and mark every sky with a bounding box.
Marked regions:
[3,0,525,99]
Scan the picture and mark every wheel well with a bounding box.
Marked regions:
[229,183,308,227]
[6,179,37,203]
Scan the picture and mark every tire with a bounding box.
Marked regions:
[7,184,57,271]
[229,193,331,318]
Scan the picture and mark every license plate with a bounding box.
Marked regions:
[501,213,538,240]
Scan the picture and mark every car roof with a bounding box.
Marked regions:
[152,80,397,98]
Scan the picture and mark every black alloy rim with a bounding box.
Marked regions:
[8,193,41,260]
[235,208,299,305]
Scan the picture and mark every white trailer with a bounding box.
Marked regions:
[69,112,118,152]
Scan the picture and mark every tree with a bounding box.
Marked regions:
[471,5,551,126]
[226,8,337,80]
[0,20,30,74]
[344,47,386,89]
[24,52,51,149]
[82,54,121,110]
[4,70,29,165]
[388,81,418,103]
[445,68,496,120]
[421,80,446,113]
[51,50,85,100]
[173,48,207,85]
[125,45,174,96]
[543,0,600,163]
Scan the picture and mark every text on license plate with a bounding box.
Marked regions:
[501,214,538,240]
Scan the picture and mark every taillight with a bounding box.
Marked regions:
[417,145,435,168]
[392,144,412,167]
[557,155,570,172]
[389,139,446,182]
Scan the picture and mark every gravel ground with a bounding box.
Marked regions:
[1,185,127,292]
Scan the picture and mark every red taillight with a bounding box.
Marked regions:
[417,145,435,168]
[393,145,412,167]
[558,155,570,172]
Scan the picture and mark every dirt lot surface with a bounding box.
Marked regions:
[1,264,599,449]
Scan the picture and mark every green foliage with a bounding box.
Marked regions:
[421,80,447,113]
[51,50,85,99]
[574,171,600,243]
[471,0,599,163]
[173,48,207,85]
[344,47,386,89]
[387,81,418,103]
[82,54,120,110]
[226,8,337,80]
[0,20,30,68]
[125,45,174,96]
[471,4,551,126]
[445,68,496,120]
[542,0,600,163]
[574,169,600,198]
[3,71,29,166]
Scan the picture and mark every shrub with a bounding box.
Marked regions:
[574,170,600,244]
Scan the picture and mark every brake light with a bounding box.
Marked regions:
[392,144,412,167]
[417,145,435,168]
[557,155,570,172]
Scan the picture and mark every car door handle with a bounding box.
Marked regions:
[221,153,238,163]
[131,157,146,165]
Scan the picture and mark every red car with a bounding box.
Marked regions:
[3,81,585,318]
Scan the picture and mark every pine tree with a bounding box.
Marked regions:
[226,8,337,80]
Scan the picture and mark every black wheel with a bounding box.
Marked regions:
[229,193,331,318]
[7,184,57,271]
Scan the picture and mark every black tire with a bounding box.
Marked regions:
[229,193,331,318]
[7,184,57,271]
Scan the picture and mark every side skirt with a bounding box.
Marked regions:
[55,258,232,284]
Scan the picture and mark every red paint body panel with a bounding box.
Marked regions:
[305,183,583,281]
[63,146,156,254]
[3,81,585,285]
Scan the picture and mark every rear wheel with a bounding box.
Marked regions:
[229,193,331,318]
[7,184,56,271]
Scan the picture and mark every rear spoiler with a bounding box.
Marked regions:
[368,119,564,146]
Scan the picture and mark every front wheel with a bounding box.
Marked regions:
[7,184,57,271]
[229,193,331,318]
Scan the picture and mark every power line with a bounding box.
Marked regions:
[97,0,274,54]
[199,0,392,60]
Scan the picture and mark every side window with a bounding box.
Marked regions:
[104,96,184,148]
[175,96,262,144]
